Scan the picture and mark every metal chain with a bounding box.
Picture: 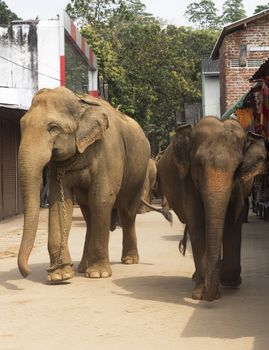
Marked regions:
[47,167,68,272]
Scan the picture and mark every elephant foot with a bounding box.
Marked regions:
[121,253,139,265]
[203,289,221,302]
[85,262,112,278]
[77,259,87,273]
[47,264,74,283]
[221,276,241,288]
[192,282,204,300]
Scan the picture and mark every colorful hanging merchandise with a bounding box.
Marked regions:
[261,78,269,139]
[220,60,269,221]
[236,107,254,131]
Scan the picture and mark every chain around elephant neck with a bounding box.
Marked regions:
[47,166,68,272]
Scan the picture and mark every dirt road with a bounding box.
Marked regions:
[1,208,269,350]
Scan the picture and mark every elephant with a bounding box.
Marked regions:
[18,86,151,282]
[157,116,267,301]
[137,158,157,213]
[155,151,170,210]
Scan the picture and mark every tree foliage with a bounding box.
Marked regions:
[0,0,20,24]
[66,0,218,150]
[184,0,246,29]
[184,0,220,29]
[221,0,246,24]
[254,3,269,14]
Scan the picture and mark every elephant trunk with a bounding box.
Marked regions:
[18,145,51,277]
[202,169,232,301]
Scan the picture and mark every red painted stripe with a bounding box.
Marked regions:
[71,21,77,41]
[89,47,94,65]
[89,90,99,97]
[60,56,65,86]
[81,37,86,54]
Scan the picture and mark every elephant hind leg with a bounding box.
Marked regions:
[118,207,139,264]
[79,199,113,279]
[77,204,91,273]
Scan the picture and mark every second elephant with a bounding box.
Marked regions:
[158,116,267,301]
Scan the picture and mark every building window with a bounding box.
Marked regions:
[65,38,89,94]
[230,58,264,68]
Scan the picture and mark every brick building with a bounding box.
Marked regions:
[211,9,269,115]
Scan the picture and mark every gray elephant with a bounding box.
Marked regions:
[18,87,150,282]
[157,117,267,301]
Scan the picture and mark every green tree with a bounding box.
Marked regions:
[184,0,220,29]
[0,0,20,24]
[66,0,219,150]
[66,0,119,27]
[221,0,246,24]
[254,3,269,14]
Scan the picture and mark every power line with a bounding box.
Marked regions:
[0,55,65,83]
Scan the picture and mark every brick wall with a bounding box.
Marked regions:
[220,15,269,114]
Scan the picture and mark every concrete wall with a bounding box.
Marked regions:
[37,19,63,90]
[0,23,38,108]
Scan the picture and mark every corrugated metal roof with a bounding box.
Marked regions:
[211,9,269,60]
[201,57,219,73]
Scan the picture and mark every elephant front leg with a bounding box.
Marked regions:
[221,202,242,287]
[47,200,74,282]
[189,232,206,300]
[185,211,207,300]
[84,203,112,279]
[47,173,74,282]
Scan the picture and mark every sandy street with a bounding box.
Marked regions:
[0,208,269,350]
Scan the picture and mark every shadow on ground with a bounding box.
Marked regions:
[113,274,269,348]
[161,234,181,241]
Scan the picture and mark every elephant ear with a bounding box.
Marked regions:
[76,105,109,153]
[239,131,267,185]
[232,132,266,223]
[172,124,192,178]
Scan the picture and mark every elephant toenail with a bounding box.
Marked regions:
[51,273,62,281]
[125,259,133,264]
[90,271,100,278]
[63,273,72,280]
[101,271,110,278]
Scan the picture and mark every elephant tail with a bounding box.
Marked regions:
[178,225,188,256]
[140,199,173,224]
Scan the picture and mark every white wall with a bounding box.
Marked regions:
[0,25,38,108]
[203,76,220,117]
[37,20,62,90]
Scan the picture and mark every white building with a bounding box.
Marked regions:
[201,57,220,118]
[0,10,98,220]
[0,10,98,108]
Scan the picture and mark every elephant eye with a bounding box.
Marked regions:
[48,124,61,136]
